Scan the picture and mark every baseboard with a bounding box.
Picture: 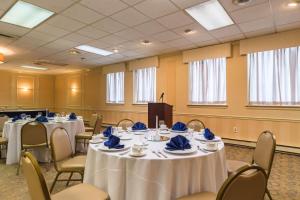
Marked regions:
[223,138,300,155]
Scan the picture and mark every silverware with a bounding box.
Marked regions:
[197,145,208,153]
[158,151,168,158]
[152,150,161,158]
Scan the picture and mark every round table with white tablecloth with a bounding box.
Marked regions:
[84,131,228,200]
[3,118,85,165]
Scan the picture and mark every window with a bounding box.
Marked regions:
[189,57,226,104]
[248,46,300,106]
[133,67,156,104]
[106,72,124,104]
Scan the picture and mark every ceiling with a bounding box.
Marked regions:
[0,0,300,74]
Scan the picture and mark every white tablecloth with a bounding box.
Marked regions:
[3,119,85,165]
[84,132,228,200]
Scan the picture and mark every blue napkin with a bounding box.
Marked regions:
[204,128,215,140]
[35,116,48,123]
[12,115,21,122]
[47,112,56,118]
[172,122,187,131]
[132,122,147,131]
[103,126,112,137]
[104,135,124,149]
[166,135,191,151]
[69,112,77,120]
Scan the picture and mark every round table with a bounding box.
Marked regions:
[3,118,85,165]
[84,131,228,200]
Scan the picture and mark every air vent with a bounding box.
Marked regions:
[34,60,68,67]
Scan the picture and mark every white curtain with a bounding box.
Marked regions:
[189,58,226,104]
[248,46,300,105]
[133,67,156,103]
[106,72,124,103]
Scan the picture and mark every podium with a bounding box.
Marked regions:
[148,103,173,128]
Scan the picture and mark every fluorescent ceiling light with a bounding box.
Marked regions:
[21,65,48,70]
[0,1,54,29]
[75,45,113,56]
[185,0,234,31]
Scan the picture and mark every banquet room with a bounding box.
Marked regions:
[0,0,300,199]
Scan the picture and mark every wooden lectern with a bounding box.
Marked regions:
[148,103,173,128]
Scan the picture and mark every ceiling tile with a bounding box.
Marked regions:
[210,25,241,38]
[219,0,267,12]
[134,0,178,19]
[244,27,275,38]
[26,30,57,43]
[43,39,79,51]
[0,22,30,37]
[170,0,207,9]
[62,4,105,24]
[0,0,15,11]
[87,40,111,49]
[62,33,93,44]
[184,31,214,43]
[172,23,208,36]
[25,0,75,12]
[46,15,85,32]
[194,39,219,47]
[276,21,300,32]
[164,38,195,48]
[111,8,150,27]
[152,30,181,42]
[218,33,245,42]
[35,23,69,37]
[134,21,167,35]
[271,0,300,26]
[238,17,274,33]
[96,35,128,46]
[157,11,194,29]
[121,0,144,6]
[92,18,127,33]
[114,28,144,40]
[230,2,272,24]
[76,26,109,39]
[80,0,128,16]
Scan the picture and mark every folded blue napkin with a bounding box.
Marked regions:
[69,112,77,120]
[103,126,112,137]
[47,112,56,118]
[104,135,124,149]
[132,122,147,131]
[12,115,22,122]
[172,122,187,131]
[35,116,48,123]
[204,128,215,140]
[166,135,191,151]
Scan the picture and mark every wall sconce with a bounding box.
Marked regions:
[22,87,29,92]
[71,88,77,93]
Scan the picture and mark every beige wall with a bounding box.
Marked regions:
[53,41,300,148]
[0,70,54,110]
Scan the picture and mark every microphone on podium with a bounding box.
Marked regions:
[159,92,165,103]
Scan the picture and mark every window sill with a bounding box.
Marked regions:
[246,104,300,110]
[187,104,228,108]
[106,102,125,105]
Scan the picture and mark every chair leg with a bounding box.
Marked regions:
[75,140,78,154]
[50,172,61,193]
[16,150,25,175]
[66,172,73,186]
[266,188,272,200]
[80,172,84,183]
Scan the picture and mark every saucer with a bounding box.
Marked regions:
[89,139,103,144]
[129,151,146,157]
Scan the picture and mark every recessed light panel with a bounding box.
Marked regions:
[0,1,54,29]
[75,45,113,56]
[21,65,48,70]
[185,0,234,31]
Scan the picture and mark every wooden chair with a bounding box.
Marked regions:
[116,119,134,131]
[75,117,103,152]
[21,152,110,200]
[17,121,48,175]
[0,115,9,137]
[85,114,100,132]
[227,130,276,199]
[177,165,268,200]
[50,127,86,193]
[186,119,205,132]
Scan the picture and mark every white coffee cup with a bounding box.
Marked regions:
[127,127,132,132]
[92,135,101,142]
[117,126,123,132]
[160,124,167,129]
[205,141,218,151]
[132,143,143,155]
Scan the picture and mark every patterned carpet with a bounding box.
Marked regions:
[0,145,299,200]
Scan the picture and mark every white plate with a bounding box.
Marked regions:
[170,130,188,133]
[97,143,130,152]
[129,151,146,157]
[164,145,197,155]
[194,134,221,142]
[133,131,147,135]
[131,129,148,132]
[89,139,103,144]
[160,130,170,134]
[120,134,133,140]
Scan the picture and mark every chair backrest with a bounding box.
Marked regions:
[21,152,51,200]
[21,121,48,149]
[50,127,73,166]
[217,165,267,200]
[253,130,276,177]
[186,119,205,132]
[0,115,8,132]
[93,116,103,135]
[89,114,99,127]
[117,119,134,130]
